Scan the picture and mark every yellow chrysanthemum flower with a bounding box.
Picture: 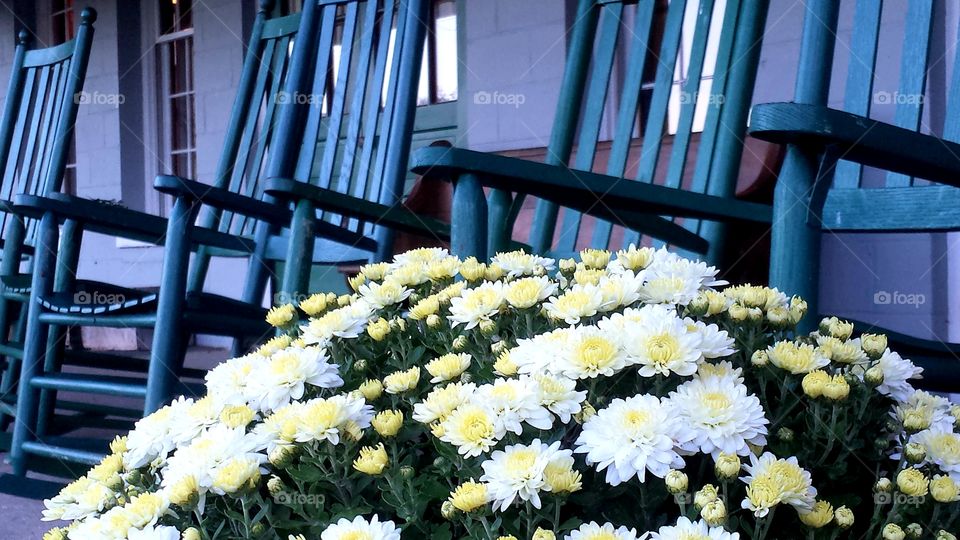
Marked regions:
[353,443,389,475]
[383,367,420,394]
[426,353,471,383]
[266,304,296,327]
[449,480,488,512]
[372,410,404,437]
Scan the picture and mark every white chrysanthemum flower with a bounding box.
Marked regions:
[894,390,955,431]
[912,427,960,482]
[623,311,703,377]
[205,354,263,408]
[448,281,505,329]
[740,452,817,517]
[440,404,505,457]
[476,377,554,434]
[413,382,476,424]
[479,439,570,511]
[491,249,555,278]
[649,516,739,540]
[596,271,644,311]
[254,346,343,412]
[543,284,605,324]
[251,400,305,453]
[43,477,116,522]
[504,275,558,309]
[574,395,691,485]
[161,424,264,493]
[301,301,375,345]
[124,396,202,470]
[557,326,628,379]
[668,375,768,457]
[511,328,572,375]
[534,372,586,423]
[696,360,744,383]
[127,525,182,540]
[391,247,449,267]
[320,514,401,540]
[425,352,472,383]
[358,278,412,309]
[649,248,727,288]
[597,303,674,333]
[563,521,639,540]
[293,393,373,445]
[872,349,923,403]
[690,320,736,359]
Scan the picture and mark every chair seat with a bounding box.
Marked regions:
[0,273,32,294]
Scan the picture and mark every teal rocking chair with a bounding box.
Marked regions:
[411,0,771,263]
[749,0,960,389]
[9,0,435,473]
[0,10,96,442]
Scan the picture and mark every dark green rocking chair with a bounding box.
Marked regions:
[9,0,435,473]
[0,10,96,444]
[749,0,960,390]
[411,0,771,263]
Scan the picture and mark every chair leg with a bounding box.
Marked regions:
[451,173,488,260]
[11,212,59,476]
[770,146,822,333]
[281,199,316,302]
[35,324,67,437]
[145,198,196,414]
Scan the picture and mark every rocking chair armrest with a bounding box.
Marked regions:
[749,103,960,186]
[12,193,255,253]
[409,146,773,224]
[153,175,292,226]
[264,177,451,239]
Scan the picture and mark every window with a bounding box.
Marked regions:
[418,0,457,105]
[155,0,196,211]
[50,0,77,194]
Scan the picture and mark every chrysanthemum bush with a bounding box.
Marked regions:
[41,247,960,540]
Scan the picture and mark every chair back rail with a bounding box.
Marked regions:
[0,11,94,248]
[524,0,768,260]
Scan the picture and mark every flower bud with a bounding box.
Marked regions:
[426,314,442,328]
[665,469,688,494]
[366,318,391,341]
[269,445,297,468]
[714,453,741,480]
[801,370,830,398]
[559,258,577,273]
[822,374,850,401]
[865,365,885,386]
[574,401,596,424]
[452,335,468,352]
[728,304,749,322]
[687,294,710,317]
[399,465,415,480]
[250,524,266,536]
[905,524,923,539]
[372,410,404,437]
[694,484,718,510]
[937,531,958,540]
[875,478,893,493]
[776,427,794,442]
[902,410,931,433]
[532,529,556,540]
[834,505,854,529]
[42,528,68,540]
[861,333,888,359]
[267,475,286,497]
[750,350,769,367]
[904,442,926,464]
[182,529,202,540]
[337,294,352,307]
[882,524,905,540]
[700,500,726,526]
[479,320,497,337]
[441,500,457,519]
[354,358,368,372]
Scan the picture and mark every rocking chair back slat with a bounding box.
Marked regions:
[526,0,764,259]
[886,0,934,188]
